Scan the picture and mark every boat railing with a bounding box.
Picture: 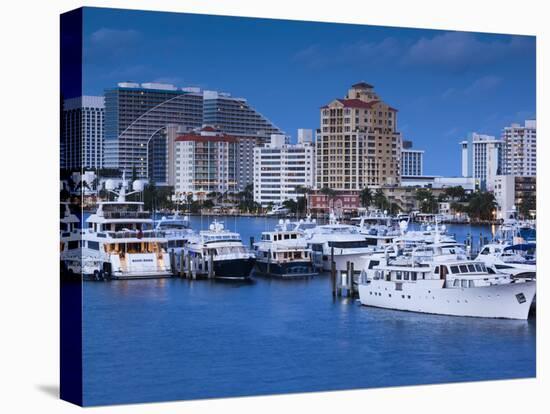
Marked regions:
[102,211,150,219]
[106,230,166,239]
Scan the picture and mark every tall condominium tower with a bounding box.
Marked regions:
[62,96,104,170]
[460,133,503,191]
[316,82,401,190]
[103,82,203,181]
[203,90,285,191]
[502,120,536,176]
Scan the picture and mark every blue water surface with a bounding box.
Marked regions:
[82,217,535,406]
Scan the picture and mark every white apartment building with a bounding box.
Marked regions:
[173,127,238,199]
[502,120,536,176]
[253,131,315,206]
[460,133,503,191]
[493,175,536,220]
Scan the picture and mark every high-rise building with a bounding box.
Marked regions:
[253,131,315,206]
[173,127,238,198]
[401,140,424,177]
[202,90,285,191]
[460,133,503,191]
[104,82,204,181]
[502,120,536,176]
[104,83,283,187]
[316,82,401,190]
[62,96,104,170]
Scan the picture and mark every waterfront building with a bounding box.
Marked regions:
[104,82,203,181]
[401,140,424,177]
[316,82,401,190]
[62,96,104,170]
[307,191,360,215]
[493,175,536,219]
[460,133,503,191]
[173,126,238,199]
[501,120,536,176]
[253,131,315,206]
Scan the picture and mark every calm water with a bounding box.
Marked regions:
[81,217,535,406]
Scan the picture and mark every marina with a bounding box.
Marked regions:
[70,196,536,405]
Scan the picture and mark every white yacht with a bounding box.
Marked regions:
[291,215,318,234]
[81,177,172,280]
[253,219,317,278]
[304,214,391,271]
[358,240,536,320]
[60,202,84,277]
[266,203,290,217]
[155,213,193,255]
[186,220,255,280]
[476,242,536,279]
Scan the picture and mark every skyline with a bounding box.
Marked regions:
[82,7,536,177]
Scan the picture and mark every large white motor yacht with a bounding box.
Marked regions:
[304,214,390,271]
[358,238,536,320]
[81,177,172,280]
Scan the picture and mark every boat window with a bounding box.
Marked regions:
[395,282,403,291]
[450,265,460,274]
[328,240,373,249]
[411,272,417,281]
[396,271,402,280]
[368,260,380,269]
[434,266,440,274]
[284,234,290,240]
[403,271,409,281]
[459,265,468,273]
[461,280,468,288]
[88,241,100,250]
[474,263,483,272]
[469,280,475,288]
[291,234,297,239]
[467,264,476,272]
[453,279,460,287]
[68,240,79,250]
[487,267,496,274]
[495,264,514,269]
[480,247,490,255]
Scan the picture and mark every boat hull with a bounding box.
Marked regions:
[358,279,536,320]
[213,257,255,280]
[255,260,318,278]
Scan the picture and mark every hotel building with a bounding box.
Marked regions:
[501,120,536,176]
[173,126,238,198]
[460,133,503,191]
[62,96,104,170]
[316,82,401,190]
[253,131,315,206]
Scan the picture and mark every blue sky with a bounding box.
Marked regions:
[82,7,536,176]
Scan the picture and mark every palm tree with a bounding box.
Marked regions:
[373,189,389,211]
[360,187,372,208]
[295,185,311,215]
